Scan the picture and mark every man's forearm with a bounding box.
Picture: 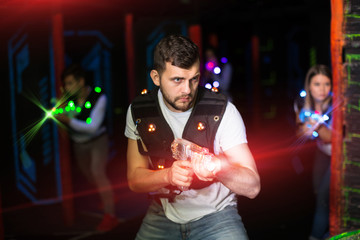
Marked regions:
[128,167,170,193]
[216,161,260,199]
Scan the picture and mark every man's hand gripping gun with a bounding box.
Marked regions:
[171,138,220,191]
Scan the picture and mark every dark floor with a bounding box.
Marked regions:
[2,113,318,240]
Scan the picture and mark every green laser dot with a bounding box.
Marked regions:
[85,101,91,109]
[76,107,82,113]
[95,87,102,93]
[68,101,75,107]
[86,117,92,124]
[65,106,70,112]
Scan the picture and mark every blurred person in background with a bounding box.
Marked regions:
[294,64,332,240]
[56,64,118,232]
[202,47,233,101]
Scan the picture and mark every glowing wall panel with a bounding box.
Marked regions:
[331,0,360,234]
[8,24,62,204]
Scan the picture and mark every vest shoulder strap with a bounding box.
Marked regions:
[182,87,228,153]
[131,88,174,162]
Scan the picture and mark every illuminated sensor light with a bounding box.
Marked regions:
[157,165,164,169]
[68,101,75,107]
[220,57,228,64]
[323,114,329,121]
[213,67,221,75]
[148,123,156,132]
[213,81,220,88]
[205,83,212,89]
[76,107,82,113]
[197,122,206,131]
[211,87,219,93]
[86,117,92,124]
[206,61,215,71]
[85,101,91,109]
[311,113,320,120]
[304,111,311,117]
[300,90,307,98]
[94,87,102,93]
[141,89,148,95]
[65,106,70,112]
[312,131,319,138]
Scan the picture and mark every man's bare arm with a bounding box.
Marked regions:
[216,143,260,199]
[192,143,260,199]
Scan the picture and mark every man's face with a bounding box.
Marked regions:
[63,75,84,96]
[152,61,200,112]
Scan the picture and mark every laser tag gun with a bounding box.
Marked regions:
[171,138,217,191]
[51,100,78,117]
[46,86,102,124]
[48,100,93,124]
[298,109,330,138]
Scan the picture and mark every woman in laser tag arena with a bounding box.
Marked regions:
[294,64,332,240]
[55,64,119,232]
[125,34,260,240]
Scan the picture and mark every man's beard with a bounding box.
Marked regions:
[160,87,196,112]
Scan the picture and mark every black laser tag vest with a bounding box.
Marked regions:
[131,86,227,189]
[76,89,103,122]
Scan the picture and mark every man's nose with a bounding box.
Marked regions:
[181,80,191,94]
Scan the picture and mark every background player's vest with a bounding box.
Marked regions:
[68,88,106,139]
[75,89,103,121]
[131,86,227,189]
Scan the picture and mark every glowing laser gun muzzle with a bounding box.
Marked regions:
[171,138,216,190]
[171,138,219,191]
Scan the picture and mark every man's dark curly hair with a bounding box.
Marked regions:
[153,34,200,75]
[61,64,86,82]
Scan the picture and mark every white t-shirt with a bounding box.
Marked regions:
[124,89,247,223]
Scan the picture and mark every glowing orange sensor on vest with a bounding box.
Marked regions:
[141,89,148,95]
[197,122,206,131]
[148,123,156,132]
[157,164,164,169]
[211,87,219,92]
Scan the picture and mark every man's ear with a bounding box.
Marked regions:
[150,70,160,86]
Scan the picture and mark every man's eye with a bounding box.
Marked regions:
[174,78,181,82]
